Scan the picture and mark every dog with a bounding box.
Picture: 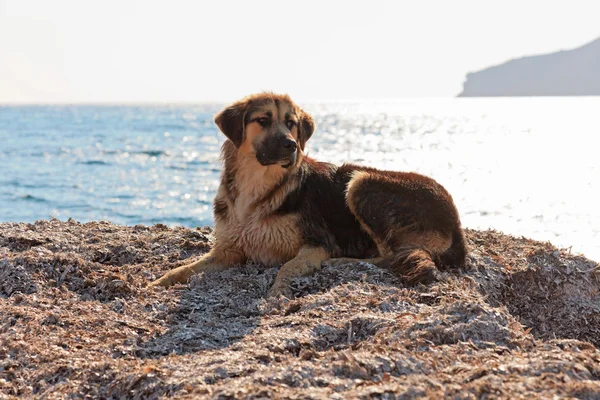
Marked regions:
[150,93,466,297]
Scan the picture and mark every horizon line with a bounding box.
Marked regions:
[3,95,600,106]
[0,95,460,106]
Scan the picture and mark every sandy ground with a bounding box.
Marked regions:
[1,219,599,399]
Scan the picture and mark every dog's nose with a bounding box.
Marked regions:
[281,138,297,152]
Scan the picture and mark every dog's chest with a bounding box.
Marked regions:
[214,191,302,266]
[245,213,301,265]
[213,162,303,266]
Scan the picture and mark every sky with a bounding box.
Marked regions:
[0,0,599,103]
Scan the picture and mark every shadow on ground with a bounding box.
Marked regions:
[138,263,276,357]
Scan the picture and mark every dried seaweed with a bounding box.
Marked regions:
[1,219,599,399]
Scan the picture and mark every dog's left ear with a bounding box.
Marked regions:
[298,110,315,150]
[214,100,247,147]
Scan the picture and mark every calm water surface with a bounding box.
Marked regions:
[1,97,598,261]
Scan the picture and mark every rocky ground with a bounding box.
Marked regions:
[1,219,599,399]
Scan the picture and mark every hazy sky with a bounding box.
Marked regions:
[1,0,599,103]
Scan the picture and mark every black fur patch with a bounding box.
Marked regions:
[276,159,374,258]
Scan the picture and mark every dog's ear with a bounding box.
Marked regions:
[298,110,315,150]
[214,100,248,147]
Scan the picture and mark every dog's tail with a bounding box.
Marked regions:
[377,230,467,285]
[439,229,467,269]
[378,246,439,285]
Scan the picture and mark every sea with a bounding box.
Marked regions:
[1,97,598,261]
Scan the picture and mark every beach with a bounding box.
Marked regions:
[1,220,599,398]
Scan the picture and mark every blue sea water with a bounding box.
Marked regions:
[1,98,598,261]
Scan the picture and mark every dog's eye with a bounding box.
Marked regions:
[286,120,296,130]
[256,117,268,127]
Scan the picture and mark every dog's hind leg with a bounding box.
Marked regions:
[345,170,466,285]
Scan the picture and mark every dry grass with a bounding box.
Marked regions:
[1,219,599,399]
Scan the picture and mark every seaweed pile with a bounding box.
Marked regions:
[1,220,599,398]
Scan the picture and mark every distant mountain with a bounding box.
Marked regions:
[458,37,600,97]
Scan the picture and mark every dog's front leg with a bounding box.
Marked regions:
[268,246,330,298]
[149,246,244,288]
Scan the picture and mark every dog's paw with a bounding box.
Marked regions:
[267,282,294,299]
[322,257,357,269]
[149,265,195,288]
[322,257,379,269]
[401,264,442,286]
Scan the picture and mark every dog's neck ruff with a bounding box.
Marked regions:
[235,155,287,198]
[228,154,291,220]
[219,140,303,220]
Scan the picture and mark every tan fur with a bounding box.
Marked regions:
[215,203,302,267]
[346,171,393,257]
[148,244,244,288]
[268,246,330,298]
[231,155,286,219]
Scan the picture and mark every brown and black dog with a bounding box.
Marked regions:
[150,93,466,297]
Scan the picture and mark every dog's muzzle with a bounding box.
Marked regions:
[256,136,298,168]
[279,152,297,168]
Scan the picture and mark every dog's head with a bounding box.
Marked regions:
[214,93,315,168]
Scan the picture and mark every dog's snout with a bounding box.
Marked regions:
[281,137,297,152]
